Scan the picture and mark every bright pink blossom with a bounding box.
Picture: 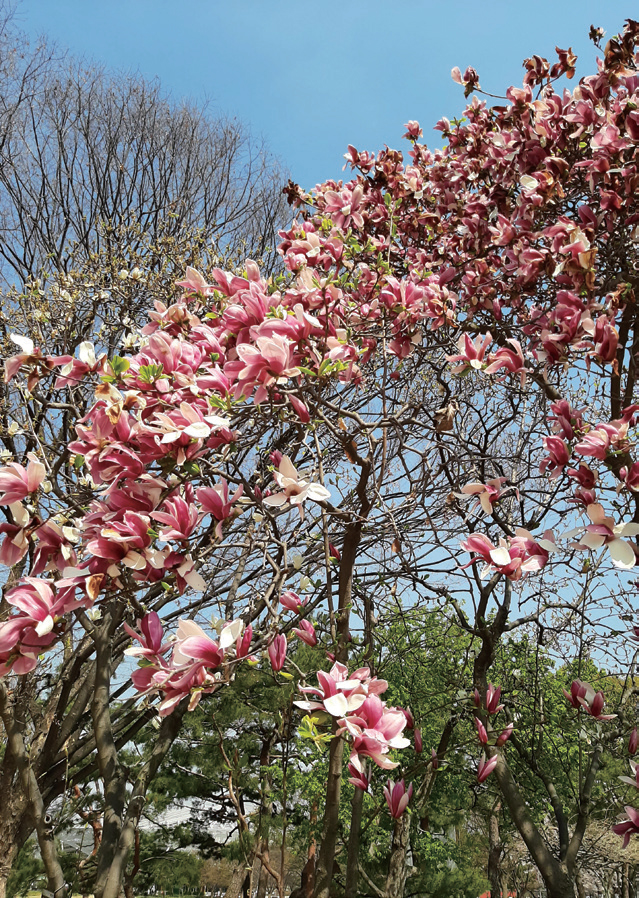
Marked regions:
[280,590,306,613]
[384,779,413,818]
[477,754,498,784]
[293,619,317,647]
[268,634,287,672]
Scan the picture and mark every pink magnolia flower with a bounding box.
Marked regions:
[566,503,639,569]
[549,400,585,441]
[621,462,639,493]
[296,662,370,717]
[5,577,74,637]
[613,807,639,848]
[268,634,287,672]
[233,334,302,404]
[53,341,107,389]
[236,624,253,659]
[0,454,46,505]
[173,620,225,671]
[152,402,231,446]
[496,724,514,747]
[414,728,423,754]
[350,733,400,769]
[477,753,498,784]
[451,65,480,95]
[175,266,214,297]
[485,684,504,715]
[4,334,57,389]
[341,694,411,769]
[446,331,493,374]
[293,619,317,647]
[574,418,630,461]
[384,779,413,818]
[403,120,423,140]
[457,477,509,515]
[619,760,639,790]
[0,578,83,675]
[124,611,171,660]
[263,456,330,516]
[0,616,57,675]
[0,501,30,566]
[484,340,527,386]
[152,495,200,541]
[461,529,555,581]
[474,717,488,744]
[288,393,311,423]
[402,708,414,729]
[562,679,616,721]
[630,727,638,756]
[540,436,570,479]
[347,756,370,791]
[197,480,243,540]
[280,590,307,613]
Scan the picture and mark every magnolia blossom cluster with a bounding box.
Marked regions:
[472,684,513,784]
[296,661,415,814]
[6,26,639,674]
[125,612,249,715]
[460,528,557,582]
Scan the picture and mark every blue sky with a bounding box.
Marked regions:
[19,1,622,188]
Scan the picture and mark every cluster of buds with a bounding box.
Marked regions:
[472,684,512,784]
[562,679,616,721]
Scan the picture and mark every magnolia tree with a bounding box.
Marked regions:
[5,18,639,898]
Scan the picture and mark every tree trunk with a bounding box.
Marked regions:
[302,801,318,898]
[344,786,364,898]
[224,865,251,898]
[384,815,410,898]
[0,794,33,898]
[487,801,503,898]
[314,502,369,898]
[255,849,270,898]
[313,728,345,898]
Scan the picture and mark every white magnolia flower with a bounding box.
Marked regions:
[263,456,330,518]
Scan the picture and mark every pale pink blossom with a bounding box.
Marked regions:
[280,590,306,613]
[197,480,243,540]
[613,806,639,848]
[263,456,330,516]
[457,477,509,515]
[347,756,370,791]
[566,503,639,569]
[562,679,616,721]
[0,454,46,505]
